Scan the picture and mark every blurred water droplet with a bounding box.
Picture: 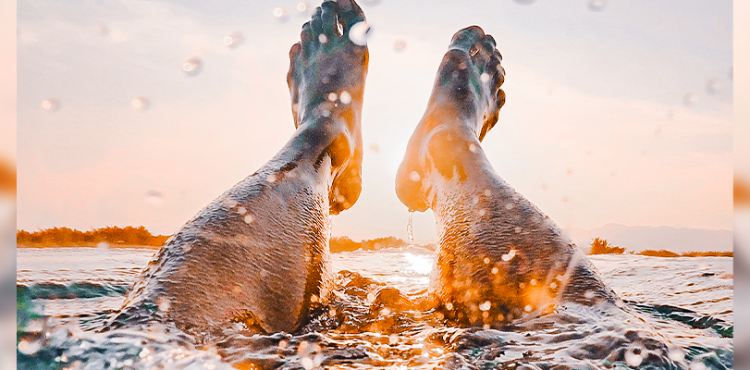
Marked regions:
[182,58,202,77]
[409,171,420,181]
[505,203,514,210]
[469,143,478,152]
[683,92,698,107]
[301,356,314,370]
[224,32,244,49]
[502,249,516,261]
[625,349,644,367]
[296,1,310,14]
[389,334,399,344]
[478,209,486,216]
[587,0,606,11]
[273,7,290,22]
[339,91,352,104]
[514,227,522,233]
[513,0,536,5]
[348,21,371,46]
[244,214,255,224]
[393,38,406,52]
[668,347,685,362]
[550,282,557,289]
[18,339,41,355]
[97,242,109,250]
[359,0,382,5]
[96,23,109,37]
[369,143,380,153]
[524,305,533,312]
[492,267,499,274]
[313,353,324,366]
[318,34,328,44]
[131,97,150,111]
[146,190,164,206]
[445,302,454,310]
[480,73,490,83]
[483,257,490,264]
[479,301,491,311]
[705,77,721,95]
[327,92,337,101]
[41,98,60,111]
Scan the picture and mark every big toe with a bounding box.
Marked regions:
[336,0,366,29]
[449,26,486,52]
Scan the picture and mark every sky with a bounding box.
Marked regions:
[16,0,733,243]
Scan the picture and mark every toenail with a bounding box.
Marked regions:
[470,46,479,56]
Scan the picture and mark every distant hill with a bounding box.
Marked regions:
[565,224,732,253]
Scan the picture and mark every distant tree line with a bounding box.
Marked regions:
[16,226,170,247]
[329,236,413,253]
[588,237,732,257]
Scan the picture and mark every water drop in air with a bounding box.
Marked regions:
[339,91,352,104]
[348,21,371,46]
[369,143,380,153]
[705,77,721,95]
[296,1,310,15]
[182,58,202,77]
[513,0,536,5]
[683,92,698,107]
[273,7,290,22]
[96,23,109,37]
[131,97,150,111]
[587,0,606,12]
[146,190,164,206]
[359,0,382,5]
[393,38,406,52]
[319,34,328,44]
[41,98,60,111]
[223,32,244,49]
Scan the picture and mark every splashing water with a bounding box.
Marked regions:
[16,246,733,370]
[407,211,414,242]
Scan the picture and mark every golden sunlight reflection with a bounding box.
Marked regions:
[403,252,432,275]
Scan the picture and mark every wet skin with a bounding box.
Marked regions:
[110,0,368,337]
[395,27,616,327]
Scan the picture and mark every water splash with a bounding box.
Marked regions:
[407,211,414,242]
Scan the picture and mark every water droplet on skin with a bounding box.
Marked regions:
[705,77,721,95]
[409,171,420,181]
[389,335,398,344]
[146,190,164,206]
[514,227,522,233]
[380,308,391,316]
[472,196,480,205]
[314,353,324,366]
[480,73,490,83]
[683,92,698,107]
[584,290,595,299]
[301,357,314,370]
[690,361,708,370]
[393,38,406,52]
[267,174,277,183]
[625,350,644,367]
[157,297,170,312]
[530,279,537,286]
[328,92,337,101]
[321,110,331,117]
[97,242,109,250]
[550,282,557,289]
[273,7,290,22]
[668,347,685,362]
[502,249,516,261]
[131,97,150,111]
[348,21,371,46]
[244,214,255,224]
[339,91,352,104]
[483,257,490,264]
[182,58,202,77]
[445,302,454,310]
[491,267,499,274]
[469,144,478,153]
[505,203,514,210]
[587,0,606,12]
[478,209,486,216]
[524,305,533,312]
[41,98,60,111]
[318,34,328,44]
[479,301,491,311]
[484,189,491,196]
[237,206,247,215]
[223,198,238,208]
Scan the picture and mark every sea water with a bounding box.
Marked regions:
[16,246,733,369]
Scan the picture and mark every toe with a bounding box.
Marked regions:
[336,0,366,32]
[300,21,313,44]
[449,26,486,52]
[311,6,323,35]
[320,1,338,37]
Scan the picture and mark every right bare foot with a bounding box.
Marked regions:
[287,0,369,213]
